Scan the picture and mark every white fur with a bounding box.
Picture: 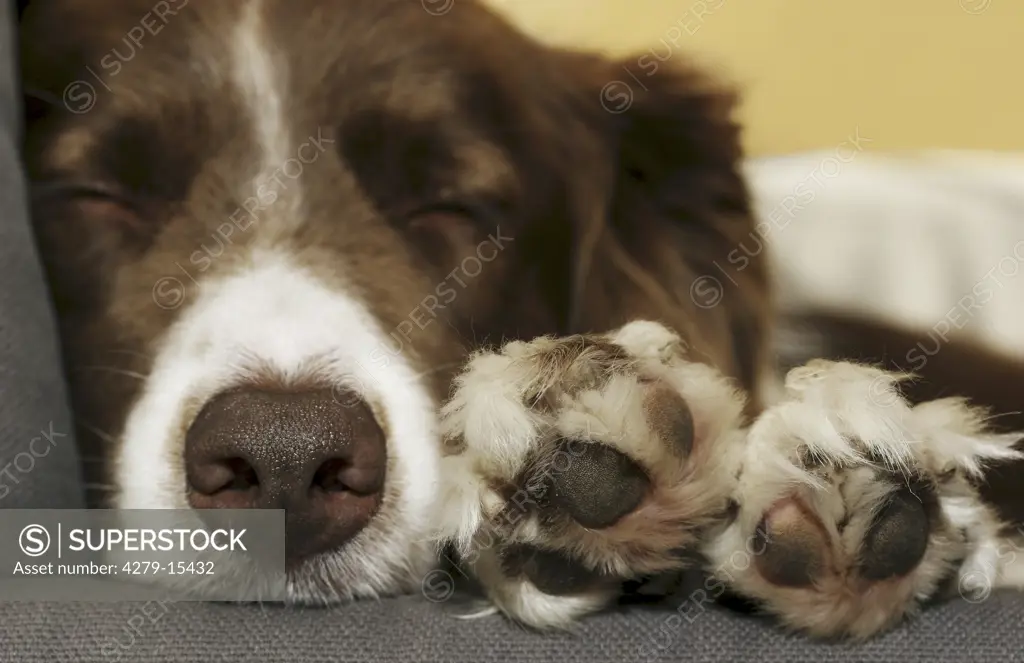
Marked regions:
[441,352,546,480]
[116,256,444,598]
[231,1,292,172]
[744,361,1022,499]
[437,351,550,551]
[609,319,681,359]
[468,546,616,630]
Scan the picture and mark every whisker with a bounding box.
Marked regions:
[83,483,117,493]
[73,365,149,381]
[979,410,1024,425]
[403,361,464,381]
[77,420,118,445]
[102,348,154,361]
[23,86,65,111]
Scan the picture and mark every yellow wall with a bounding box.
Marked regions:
[485,0,1023,157]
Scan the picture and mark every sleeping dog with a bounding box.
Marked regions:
[19,0,1024,639]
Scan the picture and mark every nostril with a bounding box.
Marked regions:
[188,457,259,495]
[312,459,384,496]
[222,458,259,491]
[313,459,348,492]
[187,456,262,510]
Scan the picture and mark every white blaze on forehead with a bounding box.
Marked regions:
[230,0,299,221]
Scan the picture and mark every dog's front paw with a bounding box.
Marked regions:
[701,360,1024,639]
[436,321,748,628]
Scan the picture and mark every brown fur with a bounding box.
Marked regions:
[20,0,768,507]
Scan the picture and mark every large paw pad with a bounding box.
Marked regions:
[545,441,650,530]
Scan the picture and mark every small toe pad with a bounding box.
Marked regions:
[754,499,827,588]
[859,487,931,581]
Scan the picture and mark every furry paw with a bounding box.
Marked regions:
[436,321,748,627]
[701,359,1024,639]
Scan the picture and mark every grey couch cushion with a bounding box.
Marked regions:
[0,0,79,510]
[3,592,1024,662]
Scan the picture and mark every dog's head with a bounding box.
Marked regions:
[21,0,762,600]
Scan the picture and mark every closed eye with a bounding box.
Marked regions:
[402,198,508,268]
[404,198,505,234]
[31,180,136,207]
[30,180,151,236]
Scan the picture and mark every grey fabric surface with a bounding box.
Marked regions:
[3,2,1024,662]
[0,0,80,510]
[1,591,1023,662]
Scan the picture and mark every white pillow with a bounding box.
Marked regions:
[744,151,1024,358]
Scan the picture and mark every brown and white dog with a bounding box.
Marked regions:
[18,0,1024,640]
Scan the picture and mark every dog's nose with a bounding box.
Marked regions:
[184,387,386,565]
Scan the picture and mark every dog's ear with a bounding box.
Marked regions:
[560,54,773,398]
